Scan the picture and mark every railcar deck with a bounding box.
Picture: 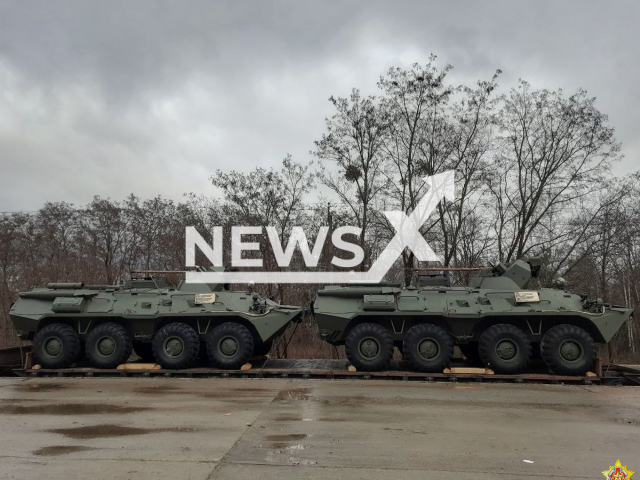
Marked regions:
[5,346,638,385]
[11,358,619,385]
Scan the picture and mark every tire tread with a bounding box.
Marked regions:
[33,323,81,369]
[478,323,532,374]
[206,322,254,369]
[85,322,133,368]
[402,323,453,372]
[540,324,595,375]
[345,323,393,372]
[152,322,200,369]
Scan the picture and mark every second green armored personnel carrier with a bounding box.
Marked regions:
[10,268,304,370]
[313,259,633,375]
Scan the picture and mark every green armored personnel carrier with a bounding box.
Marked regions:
[10,268,304,370]
[313,259,634,375]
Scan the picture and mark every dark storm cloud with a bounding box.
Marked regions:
[0,0,638,210]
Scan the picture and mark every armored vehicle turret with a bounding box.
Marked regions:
[10,268,304,370]
[313,259,633,375]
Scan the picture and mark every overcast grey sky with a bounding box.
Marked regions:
[0,0,638,211]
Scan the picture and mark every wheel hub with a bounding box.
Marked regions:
[219,337,239,357]
[164,337,184,357]
[559,340,583,362]
[359,337,380,359]
[44,337,62,357]
[417,338,439,360]
[96,336,116,356]
[495,339,518,360]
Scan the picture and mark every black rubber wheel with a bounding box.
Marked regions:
[478,324,532,374]
[206,322,254,369]
[33,323,81,369]
[85,323,133,368]
[152,323,200,369]
[133,341,155,362]
[459,343,482,365]
[402,323,453,372]
[345,323,393,372]
[540,324,595,375]
[254,340,273,357]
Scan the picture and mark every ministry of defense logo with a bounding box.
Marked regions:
[603,459,634,480]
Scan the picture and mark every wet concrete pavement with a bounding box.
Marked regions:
[0,377,638,479]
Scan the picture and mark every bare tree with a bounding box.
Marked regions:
[212,155,314,237]
[314,89,390,269]
[488,81,621,262]
[434,72,500,267]
[212,156,316,302]
[85,197,127,283]
[126,196,176,270]
[377,57,454,283]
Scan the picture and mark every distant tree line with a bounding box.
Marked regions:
[1,57,638,361]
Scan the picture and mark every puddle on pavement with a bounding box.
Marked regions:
[271,442,309,450]
[0,403,149,415]
[274,393,381,407]
[275,388,311,401]
[265,433,308,441]
[311,394,375,406]
[201,387,275,398]
[133,385,182,395]
[277,392,596,414]
[274,414,348,422]
[274,414,302,421]
[32,445,95,456]
[12,383,67,393]
[265,433,309,452]
[415,399,599,413]
[48,424,200,439]
[0,398,39,403]
[229,387,277,394]
[134,384,277,396]
[614,418,640,426]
